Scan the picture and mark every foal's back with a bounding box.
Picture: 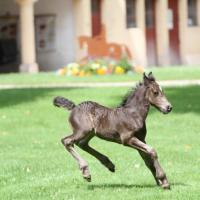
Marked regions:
[69,101,115,132]
[69,101,140,143]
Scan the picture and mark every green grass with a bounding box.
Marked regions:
[0,66,200,85]
[0,86,200,200]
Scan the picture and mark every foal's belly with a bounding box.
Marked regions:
[95,130,121,144]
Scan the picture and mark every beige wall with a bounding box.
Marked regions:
[179,0,200,65]
[183,27,200,64]
[73,0,92,60]
[102,0,200,66]
[35,0,76,71]
[73,0,91,37]
[102,0,147,66]
[156,0,170,66]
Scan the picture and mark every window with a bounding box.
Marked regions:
[91,0,101,36]
[188,0,198,26]
[145,0,155,28]
[91,0,101,14]
[126,0,137,28]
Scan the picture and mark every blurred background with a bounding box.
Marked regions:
[0,0,199,73]
[1,1,200,199]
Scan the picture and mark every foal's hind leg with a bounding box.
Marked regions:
[77,134,115,172]
[61,132,91,182]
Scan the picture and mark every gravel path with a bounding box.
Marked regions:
[0,80,200,89]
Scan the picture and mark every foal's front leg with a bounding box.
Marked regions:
[61,133,91,182]
[125,137,170,189]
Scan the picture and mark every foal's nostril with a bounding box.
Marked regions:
[167,105,172,112]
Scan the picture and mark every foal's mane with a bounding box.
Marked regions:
[119,74,155,107]
[119,82,144,107]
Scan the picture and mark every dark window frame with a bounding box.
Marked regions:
[126,0,137,28]
[187,0,198,26]
[145,0,155,28]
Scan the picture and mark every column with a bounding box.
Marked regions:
[73,0,92,60]
[155,0,170,66]
[136,0,145,30]
[16,0,38,73]
[178,0,187,64]
[136,0,147,66]
[197,0,200,25]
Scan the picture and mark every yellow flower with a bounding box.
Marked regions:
[97,67,107,75]
[114,66,125,74]
[71,68,79,76]
[79,70,85,77]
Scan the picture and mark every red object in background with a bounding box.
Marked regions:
[168,0,181,65]
[145,0,157,66]
[91,0,101,37]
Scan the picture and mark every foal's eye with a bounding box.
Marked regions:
[153,91,159,96]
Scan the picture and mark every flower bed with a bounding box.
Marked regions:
[56,58,144,76]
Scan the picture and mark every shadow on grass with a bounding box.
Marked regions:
[0,87,79,108]
[0,86,200,114]
[87,183,157,190]
[87,182,188,190]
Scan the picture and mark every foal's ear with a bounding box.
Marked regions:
[148,72,153,77]
[148,72,155,81]
[143,72,150,85]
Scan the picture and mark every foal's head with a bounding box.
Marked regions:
[144,72,172,114]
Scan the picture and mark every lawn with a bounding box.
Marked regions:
[0,84,199,200]
[0,66,200,86]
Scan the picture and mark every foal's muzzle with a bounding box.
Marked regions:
[166,105,172,113]
[163,104,172,114]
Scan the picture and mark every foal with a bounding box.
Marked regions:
[54,72,172,189]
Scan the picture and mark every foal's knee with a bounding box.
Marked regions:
[61,137,73,147]
[149,148,158,159]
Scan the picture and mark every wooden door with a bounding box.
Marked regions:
[145,0,157,66]
[91,0,101,37]
[168,0,180,64]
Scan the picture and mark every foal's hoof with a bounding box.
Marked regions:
[107,163,115,173]
[162,183,171,190]
[81,166,91,182]
[83,175,91,182]
[108,166,115,173]
[109,168,115,173]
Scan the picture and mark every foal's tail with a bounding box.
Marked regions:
[53,96,76,111]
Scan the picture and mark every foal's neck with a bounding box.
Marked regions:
[125,85,150,120]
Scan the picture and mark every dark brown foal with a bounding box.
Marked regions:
[54,72,172,189]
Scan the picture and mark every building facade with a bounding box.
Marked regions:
[0,0,200,73]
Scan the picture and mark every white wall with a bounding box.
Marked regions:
[0,0,76,71]
[35,0,75,71]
